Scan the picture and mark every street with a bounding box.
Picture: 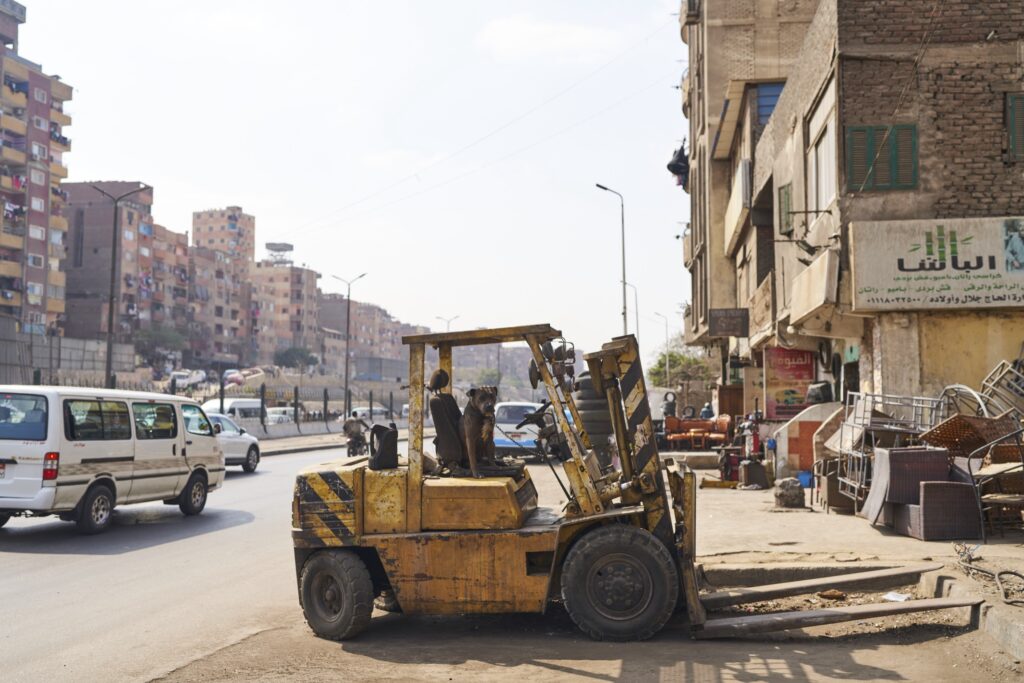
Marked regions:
[1,448,1018,682]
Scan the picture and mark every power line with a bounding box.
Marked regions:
[293,17,675,233]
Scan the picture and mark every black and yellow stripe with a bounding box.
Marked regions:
[295,469,358,544]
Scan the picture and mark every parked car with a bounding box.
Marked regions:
[208,414,260,473]
[493,401,543,455]
[345,406,392,424]
[0,386,224,534]
[266,406,295,424]
[201,397,264,420]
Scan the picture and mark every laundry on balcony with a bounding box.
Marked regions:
[667,144,690,190]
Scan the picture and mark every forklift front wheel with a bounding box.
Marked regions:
[561,525,679,641]
[300,550,374,640]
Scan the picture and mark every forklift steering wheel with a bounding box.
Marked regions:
[516,400,551,430]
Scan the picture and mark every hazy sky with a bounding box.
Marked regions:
[25,0,691,357]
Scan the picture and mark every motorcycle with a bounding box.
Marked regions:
[346,432,367,457]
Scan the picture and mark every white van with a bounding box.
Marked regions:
[201,397,264,420]
[0,386,225,534]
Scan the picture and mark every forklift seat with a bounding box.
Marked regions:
[428,369,466,468]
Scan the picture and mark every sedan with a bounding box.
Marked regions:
[209,413,261,473]
[493,402,543,456]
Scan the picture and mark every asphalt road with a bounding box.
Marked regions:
[0,448,349,682]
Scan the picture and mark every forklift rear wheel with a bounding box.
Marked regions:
[561,525,678,641]
[300,550,374,640]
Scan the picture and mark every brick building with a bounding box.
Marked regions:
[191,206,255,263]
[251,259,320,365]
[187,246,251,367]
[678,0,1024,417]
[0,0,72,335]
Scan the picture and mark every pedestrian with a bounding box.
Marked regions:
[699,402,714,419]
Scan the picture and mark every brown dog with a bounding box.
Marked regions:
[461,386,497,478]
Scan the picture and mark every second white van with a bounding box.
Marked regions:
[0,386,225,534]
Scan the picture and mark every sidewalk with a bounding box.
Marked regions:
[261,428,431,456]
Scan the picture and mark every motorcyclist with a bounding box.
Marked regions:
[343,411,371,455]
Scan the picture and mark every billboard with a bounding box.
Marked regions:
[852,217,1024,311]
[763,348,815,421]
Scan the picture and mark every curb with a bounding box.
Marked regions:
[262,443,341,457]
[702,562,1021,659]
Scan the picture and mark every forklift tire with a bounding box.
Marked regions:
[300,550,373,640]
[561,525,678,641]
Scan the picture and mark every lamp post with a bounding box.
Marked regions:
[624,282,640,347]
[435,315,459,332]
[91,182,151,389]
[331,272,366,415]
[654,312,671,388]
[596,183,627,335]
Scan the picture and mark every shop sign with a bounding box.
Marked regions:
[852,217,1024,311]
[709,308,749,338]
[763,347,815,420]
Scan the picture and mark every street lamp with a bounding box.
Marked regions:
[331,272,367,414]
[596,183,627,335]
[654,312,671,388]
[91,182,151,389]
[624,282,640,347]
[435,315,459,332]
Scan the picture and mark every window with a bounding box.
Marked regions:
[139,246,150,257]
[28,225,45,240]
[64,400,133,440]
[33,87,48,104]
[181,403,213,436]
[30,142,47,159]
[49,230,63,245]
[46,284,64,299]
[123,230,135,241]
[26,254,43,269]
[757,83,785,125]
[30,169,45,185]
[30,197,45,212]
[133,402,178,439]
[846,125,918,191]
[0,393,48,441]
[778,183,793,235]
[1008,94,1024,161]
[32,116,47,130]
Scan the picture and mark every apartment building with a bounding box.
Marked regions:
[0,0,72,335]
[319,293,407,379]
[679,0,1024,418]
[188,246,251,367]
[63,182,187,340]
[251,259,320,365]
[192,206,255,262]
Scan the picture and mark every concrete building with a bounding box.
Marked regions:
[251,259,320,365]
[318,293,406,379]
[0,0,72,335]
[187,245,251,367]
[192,206,255,263]
[63,182,183,340]
[678,0,1024,419]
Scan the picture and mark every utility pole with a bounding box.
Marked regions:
[435,315,459,332]
[91,182,151,389]
[596,183,627,335]
[331,272,367,415]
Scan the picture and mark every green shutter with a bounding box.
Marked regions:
[1010,94,1024,160]
[846,124,917,191]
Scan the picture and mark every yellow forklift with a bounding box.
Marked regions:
[291,324,978,640]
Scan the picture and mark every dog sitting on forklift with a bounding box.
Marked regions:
[462,385,498,478]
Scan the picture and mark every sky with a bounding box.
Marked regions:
[23,0,691,359]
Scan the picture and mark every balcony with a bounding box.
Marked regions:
[47,243,66,260]
[46,297,65,314]
[49,161,67,179]
[50,214,68,230]
[0,173,26,193]
[723,159,751,256]
[50,108,71,127]
[0,229,23,250]
[2,57,29,82]
[683,230,694,268]
[51,80,72,102]
[47,270,65,287]
[0,290,21,307]
[0,146,26,165]
[0,113,26,136]
[2,86,26,110]
[49,132,70,152]
[0,259,20,278]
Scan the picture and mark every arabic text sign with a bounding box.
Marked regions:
[763,348,815,421]
[852,217,1024,311]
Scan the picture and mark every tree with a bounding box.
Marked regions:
[135,326,186,367]
[648,336,717,391]
[477,367,501,386]
[274,347,319,370]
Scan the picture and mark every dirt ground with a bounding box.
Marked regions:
[156,600,1020,683]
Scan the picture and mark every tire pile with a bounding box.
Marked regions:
[573,371,614,468]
